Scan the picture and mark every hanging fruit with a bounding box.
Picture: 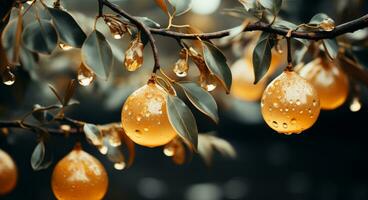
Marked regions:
[230,58,267,101]
[0,149,18,195]
[298,57,349,110]
[124,34,144,72]
[121,82,177,147]
[77,64,95,87]
[261,70,320,134]
[51,144,108,200]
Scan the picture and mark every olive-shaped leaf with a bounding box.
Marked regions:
[198,134,236,165]
[22,20,58,54]
[252,32,275,84]
[166,95,198,150]
[31,141,52,171]
[323,39,339,59]
[1,17,22,65]
[259,0,282,15]
[131,17,161,46]
[19,47,38,72]
[47,7,86,47]
[309,13,330,24]
[81,30,113,80]
[168,0,192,16]
[178,82,219,123]
[202,41,232,93]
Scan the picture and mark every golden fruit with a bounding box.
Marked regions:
[51,146,108,200]
[0,149,17,195]
[298,58,349,110]
[121,83,177,147]
[261,70,320,134]
[230,58,266,101]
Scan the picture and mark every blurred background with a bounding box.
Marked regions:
[1,0,368,199]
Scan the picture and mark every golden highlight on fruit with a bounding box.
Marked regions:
[231,58,266,101]
[0,149,17,195]
[298,58,349,110]
[121,83,177,147]
[261,70,320,134]
[51,146,108,200]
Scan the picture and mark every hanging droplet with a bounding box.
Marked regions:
[173,58,189,77]
[350,97,361,112]
[114,161,126,170]
[200,74,217,92]
[124,36,144,72]
[58,43,73,51]
[98,145,108,155]
[77,64,94,86]
[163,146,175,157]
[2,68,15,86]
[107,131,122,147]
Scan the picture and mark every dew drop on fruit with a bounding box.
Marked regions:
[173,58,189,77]
[350,97,361,112]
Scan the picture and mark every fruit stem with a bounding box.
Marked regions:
[286,36,293,71]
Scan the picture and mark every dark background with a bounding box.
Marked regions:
[1,0,368,199]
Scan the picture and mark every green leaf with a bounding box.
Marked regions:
[168,0,192,16]
[83,123,103,146]
[309,13,330,24]
[166,95,198,150]
[31,141,52,171]
[47,7,86,47]
[259,0,282,14]
[19,47,38,72]
[22,19,58,54]
[323,39,339,59]
[178,82,219,123]
[252,32,274,83]
[273,18,298,30]
[202,41,232,93]
[81,30,113,80]
[131,17,161,46]
[1,17,22,65]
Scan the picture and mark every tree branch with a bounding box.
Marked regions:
[148,14,368,40]
[102,0,160,74]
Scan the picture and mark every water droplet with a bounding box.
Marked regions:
[98,146,108,155]
[124,106,128,111]
[279,108,283,112]
[163,146,175,156]
[308,108,312,114]
[296,99,301,105]
[173,58,189,77]
[312,99,317,107]
[282,123,288,129]
[291,118,296,124]
[299,110,303,114]
[272,121,278,128]
[136,115,142,121]
[114,162,126,170]
[143,128,149,132]
[77,65,94,86]
[273,102,279,108]
[125,37,144,71]
[2,68,15,86]
[285,108,289,112]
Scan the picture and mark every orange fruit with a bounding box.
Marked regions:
[121,82,177,147]
[261,70,320,134]
[0,149,17,195]
[51,146,108,200]
[298,58,349,110]
[230,58,266,101]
